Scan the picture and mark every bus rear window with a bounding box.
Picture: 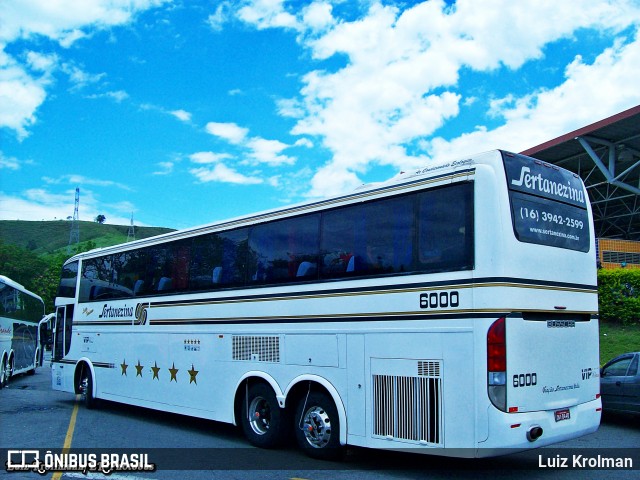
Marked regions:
[503,152,590,253]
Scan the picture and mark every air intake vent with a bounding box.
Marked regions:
[372,361,443,445]
[232,335,280,363]
[418,360,440,377]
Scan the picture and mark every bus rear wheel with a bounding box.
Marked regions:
[294,391,343,460]
[240,383,286,448]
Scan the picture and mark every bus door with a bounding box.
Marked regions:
[52,305,73,389]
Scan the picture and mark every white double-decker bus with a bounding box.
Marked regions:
[51,150,601,458]
[1,275,45,387]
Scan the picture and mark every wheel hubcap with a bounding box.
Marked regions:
[248,396,271,435]
[302,406,332,448]
[80,376,89,398]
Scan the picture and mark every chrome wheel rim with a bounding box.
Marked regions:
[80,376,90,400]
[248,396,271,435]
[302,406,332,448]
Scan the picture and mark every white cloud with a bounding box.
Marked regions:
[43,174,132,191]
[0,0,169,138]
[237,0,299,31]
[86,90,129,102]
[189,151,233,164]
[0,0,170,46]
[207,1,233,32]
[0,190,75,221]
[193,122,301,184]
[424,32,640,162]
[153,161,174,175]
[58,29,87,48]
[25,51,59,72]
[61,62,106,90]
[106,90,128,102]
[203,120,300,169]
[188,149,264,185]
[245,138,295,166]
[301,2,334,32]
[0,151,21,170]
[236,0,640,197]
[170,109,192,122]
[276,97,305,118]
[205,121,249,144]
[294,138,313,148]
[0,49,48,139]
[190,164,262,185]
[0,188,134,224]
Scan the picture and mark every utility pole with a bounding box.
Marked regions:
[67,187,80,254]
[127,212,136,242]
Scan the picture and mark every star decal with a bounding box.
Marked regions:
[169,362,179,383]
[188,364,199,385]
[151,361,160,380]
[120,359,128,376]
[135,360,144,377]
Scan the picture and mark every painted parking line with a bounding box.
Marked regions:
[51,396,80,480]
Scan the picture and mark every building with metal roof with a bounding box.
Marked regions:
[521,104,640,241]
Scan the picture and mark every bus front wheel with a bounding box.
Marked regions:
[79,366,96,409]
[240,383,286,448]
[0,356,8,388]
[295,391,343,460]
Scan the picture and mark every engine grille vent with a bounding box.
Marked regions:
[373,361,443,445]
[232,335,280,363]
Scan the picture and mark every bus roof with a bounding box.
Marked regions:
[0,274,44,303]
[62,149,510,264]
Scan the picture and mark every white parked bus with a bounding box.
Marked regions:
[51,150,601,458]
[0,275,45,387]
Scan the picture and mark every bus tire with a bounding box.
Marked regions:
[79,367,96,409]
[294,391,343,460]
[0,356,7,388]
[241,383,286,448]
[27,350,38,375]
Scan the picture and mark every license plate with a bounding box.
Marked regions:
[555,409,570,422]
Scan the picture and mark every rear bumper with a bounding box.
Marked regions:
[476,398,601,456]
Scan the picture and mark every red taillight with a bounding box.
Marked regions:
[487,317,507,412]
[487,317,506,371]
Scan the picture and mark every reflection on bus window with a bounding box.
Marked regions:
[76,182,474,302]
[248,215,320,285]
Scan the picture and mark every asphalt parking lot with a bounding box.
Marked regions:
[2,362,639,480]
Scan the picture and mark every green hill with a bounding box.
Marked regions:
[0,220,175,255]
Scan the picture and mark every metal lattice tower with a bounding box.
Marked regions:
[67,187,80,253]
[127,212,136,242]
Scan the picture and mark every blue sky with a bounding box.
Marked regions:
[1,0,640,230]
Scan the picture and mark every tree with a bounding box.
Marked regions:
[95,214,106,224]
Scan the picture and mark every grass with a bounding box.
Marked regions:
[0,220,174,255]
[599,323,640,366]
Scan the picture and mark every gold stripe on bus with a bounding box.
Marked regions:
[150,281,596,310]
[148,308,597,325]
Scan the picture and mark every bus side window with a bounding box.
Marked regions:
[321,195,414,278]
[189,229,249,290]
[248,215,320,285]
[418,183,474,273]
